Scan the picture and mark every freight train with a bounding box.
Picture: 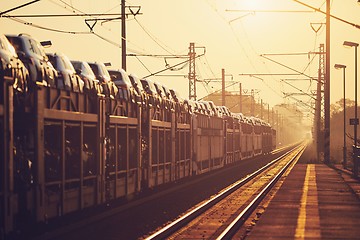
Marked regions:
[0,33,276,237]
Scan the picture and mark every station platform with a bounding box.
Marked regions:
[247,163,360,239]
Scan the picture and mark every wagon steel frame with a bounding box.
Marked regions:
[1,76,14,235]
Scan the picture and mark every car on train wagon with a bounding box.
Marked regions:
[0,33,29,93]
[108,69,138,103]
[207,101,219,117]
[88,62,118,98]
[162,85,174,103]
[71,60,101,95]
[153,81,174,111]
[218,106,231,118]
[128,73,147,105]
[140,78,161,108]
[47,52,84,92]
[170,88,187,112]
[6,33,57,87]
[184,99,196,114]
[162,84,176,112]
[199,101,214,116]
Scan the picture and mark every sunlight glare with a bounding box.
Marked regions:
[237,0,267,10]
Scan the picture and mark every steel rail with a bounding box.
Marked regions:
[216,144,306,239]
[145,144,303,240]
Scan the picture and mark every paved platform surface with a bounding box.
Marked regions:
[247,164,360,239]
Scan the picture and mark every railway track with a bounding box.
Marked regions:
[144,143,306,240]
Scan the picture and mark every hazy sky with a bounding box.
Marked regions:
[2,0,360,119]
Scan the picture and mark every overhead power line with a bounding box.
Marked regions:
[142,54,205,79]
[292,0,360,29]
[260,55,314,80]
[281,79,316,101]
[0,0,40,16]
[2,13,123,18]
[226,9,314,13]
[127,54,188,58]
[8,16,91,34]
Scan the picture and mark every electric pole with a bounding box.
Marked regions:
[121,0,126,70]
[251,89,255,116]
[188,42,196,100]
[222,68,225,106]
[324,0,331,163]
[239,83,242,113]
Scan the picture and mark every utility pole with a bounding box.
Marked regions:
[324,0,331,163]
[120,4,141,70]
[261,99,263,119]
[239,83,242,113]
[315,44,325,162]
[222,68,225,106]
[121,0,126,70]
[251,89,254,116]
[315,69,322,161]
[188,42,196,100]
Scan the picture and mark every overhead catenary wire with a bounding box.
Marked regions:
[204,0,275,98]
[142,53,205,79]
[46,0,152,58]
[2,13,124,18]
[292,0,360,29]
[260,55,315,80]
[49,0,158,72]
[198,81,240,101]
[2,0,324,111]
[224,5,319,102]
[133,17,179,57]
[7,16,91,34]
[221,3,327,109]
[5,14,146,56]
[0,0,41,16]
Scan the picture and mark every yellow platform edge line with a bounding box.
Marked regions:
[295,164,321,239]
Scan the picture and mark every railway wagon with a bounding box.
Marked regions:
[19,81,106,227]
[139,79,192,189]
[143,95,175,188]
[6,78,145,233]
[104,83,142,200]
[1,75,15,235]
[174,104,192,180]
[224,114,241,165]
[0,72,277,238]
[262,121,273,154]
[272,128,277,150]
[241,116,254,159]
[252,117,263,156]
[192,111,224,175]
